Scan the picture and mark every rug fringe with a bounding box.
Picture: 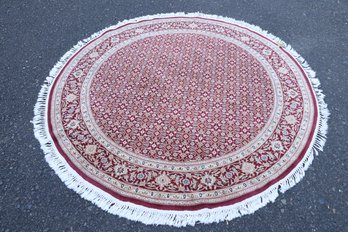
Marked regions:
[32,12,329,227]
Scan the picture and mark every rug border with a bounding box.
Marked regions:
[32,12,329,227]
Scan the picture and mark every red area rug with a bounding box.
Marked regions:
[33,13,329,226]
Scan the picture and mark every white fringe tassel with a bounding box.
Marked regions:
[32,12,330,227]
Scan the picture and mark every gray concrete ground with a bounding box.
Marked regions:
[1,0,347,231]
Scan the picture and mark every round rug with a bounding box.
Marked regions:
[33,13,329,226]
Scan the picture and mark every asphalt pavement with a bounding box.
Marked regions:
[1,0,347,231]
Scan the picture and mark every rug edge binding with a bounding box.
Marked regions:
[32,12,330,227]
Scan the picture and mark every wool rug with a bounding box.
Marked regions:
[33,13,329,226]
